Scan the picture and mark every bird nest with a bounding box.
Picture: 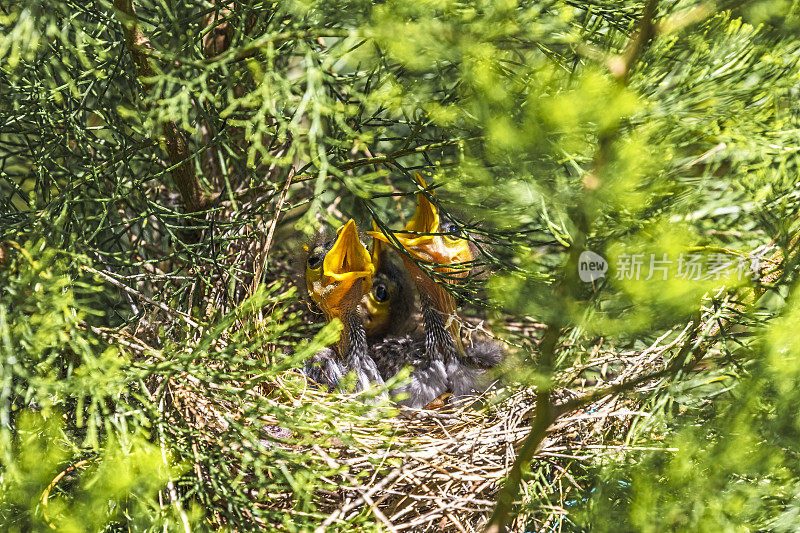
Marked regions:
[102,305,723,533]
[90,226,763,531]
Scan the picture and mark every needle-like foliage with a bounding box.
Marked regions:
[2,0,800,531]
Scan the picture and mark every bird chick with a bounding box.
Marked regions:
[368,174,502,401]
[361,231,415,343]
[302,219,384,392]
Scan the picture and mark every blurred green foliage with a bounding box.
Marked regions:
[571,282,800,531]
[3,0,800,530]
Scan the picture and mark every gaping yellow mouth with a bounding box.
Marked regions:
[308,219,374,314]
[367,175,472,357]
[370,220,387,267]
[368,174,473,274]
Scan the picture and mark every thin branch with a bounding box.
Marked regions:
[84,265,199,327]
[206,29,352,65]
[250,167,295,298]
[485,326,559,533]
[609,0,660,82]
[337,141,460,172]
[485,2,661,531]
[113,0,210,214]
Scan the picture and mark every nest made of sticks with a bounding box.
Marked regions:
[96,221,767,531]
[97,300,735,533]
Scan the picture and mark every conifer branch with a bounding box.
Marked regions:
[113,0,211,214]
[337,141,460,171]
[609,0,660,82]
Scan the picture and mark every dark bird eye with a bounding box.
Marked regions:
[307,254,323,269]
[373,284,389,302]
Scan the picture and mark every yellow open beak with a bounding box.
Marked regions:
[367,175,473,275]
[367,175,472,357]
[313,219,374,313]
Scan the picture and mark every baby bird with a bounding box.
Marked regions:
[361,233,415,344]
[369,175,502,401]
[356,235,449,408]
[302,219,384,392]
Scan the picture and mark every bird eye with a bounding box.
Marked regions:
[442,222,461,237]
[307,254,323,269]
[373,283,389,302]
